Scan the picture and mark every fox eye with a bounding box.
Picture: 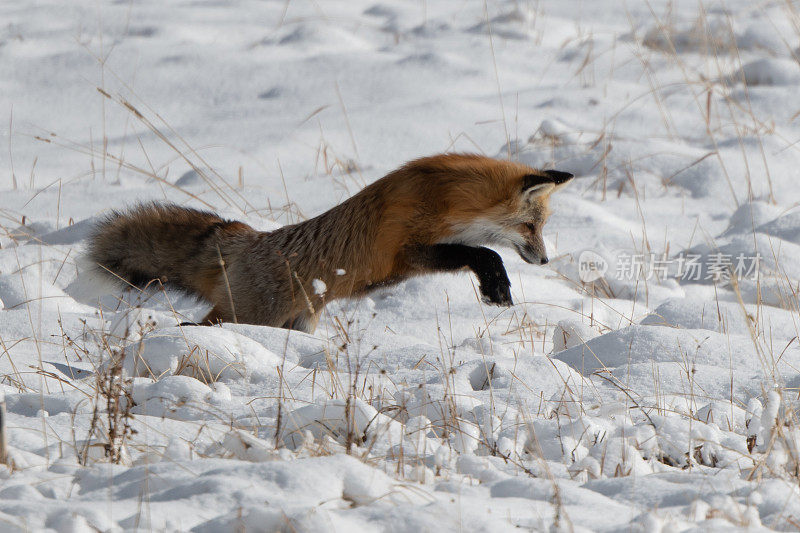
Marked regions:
[524,222,537,232]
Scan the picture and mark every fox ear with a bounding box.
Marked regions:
[543,170,574,188]
[522,170,574,198]
[521,179,555,202]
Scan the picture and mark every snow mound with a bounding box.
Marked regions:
[721,201,783,236]
[552,318,601,351]
[273,23,371,52]
[281,398,404,451]
[642,18,736,53]
[119,326,284,382]
[132,375,231,419]
[732,58,800,86]
[554,324,800,394]
[643,15,797,58]
[737,22,792,55]
[641,297,799,340]
[755,209,800,245]
[32,217,98,245]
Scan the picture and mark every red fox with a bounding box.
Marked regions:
[88,153,572,332]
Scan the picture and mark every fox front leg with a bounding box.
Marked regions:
[408,244,513,306]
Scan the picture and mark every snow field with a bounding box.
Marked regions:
[2,0,800,530]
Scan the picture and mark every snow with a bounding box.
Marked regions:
[2,0,800,531]
[734,58,800,86]
[312,278,327,295]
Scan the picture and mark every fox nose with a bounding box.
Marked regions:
[540,257,549,265]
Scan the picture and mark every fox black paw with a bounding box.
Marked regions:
[480,279,513,307]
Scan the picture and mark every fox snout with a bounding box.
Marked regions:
[514,240,548,265]
[514,225,548,265]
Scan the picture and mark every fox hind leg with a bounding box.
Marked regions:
[178,306,227,327]
[202,305,229,324]
[282,310,320,333]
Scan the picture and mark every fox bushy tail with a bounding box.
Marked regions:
[87,203,249,294]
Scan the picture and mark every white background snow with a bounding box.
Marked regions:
[2,0,800,531]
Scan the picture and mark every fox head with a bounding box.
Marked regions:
[509,170,573,264]
[434,156,574,265]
